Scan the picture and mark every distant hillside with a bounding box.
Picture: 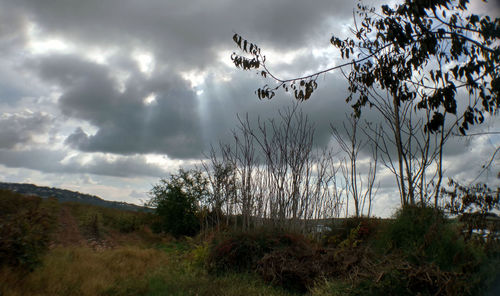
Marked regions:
[0,182,151,212]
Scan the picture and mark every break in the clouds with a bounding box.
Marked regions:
[0,0,498,211]
[0,148,168,178]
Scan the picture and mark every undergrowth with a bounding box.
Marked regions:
[0,190,59,270]
[1,188,498,295]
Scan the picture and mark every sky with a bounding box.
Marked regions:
[0,0,499,217]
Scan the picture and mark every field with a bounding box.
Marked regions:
[0,190,290,296]
[1,189,499,295]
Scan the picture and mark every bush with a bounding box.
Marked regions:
[0,191,56,270]
[67,202,151,236]
[207,230,311,272]
[114,214,141,233]
[102,210,143,233]
[258,246,319,292]
[379,206,470,271]
[148,169,209,237]
[324,217,381,247]
[79,210,103,238]
[206,230,323,291]
[0,189,41,216]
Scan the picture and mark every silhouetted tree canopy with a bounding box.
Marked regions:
[231,0,499,134]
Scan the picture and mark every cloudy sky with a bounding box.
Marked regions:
[0,0,498,216]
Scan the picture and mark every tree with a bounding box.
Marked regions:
[148,169,209,237]
[230,0,499,207]
[444,180,500,242]
[332,114,379,217]
[202,105,343,232]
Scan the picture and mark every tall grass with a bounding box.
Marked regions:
[1,243,290,296]
[0,246,169,296]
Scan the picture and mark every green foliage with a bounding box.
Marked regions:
[338,224,362,249]
[79,210,103,238]
[379,206,470,271]
[324,217,382,247]
[67,202,152,238]
[112,213,142,233]
[187,241,211,268]
[0,190,57,270]
[444,180,500,244]
[148,169,209,237]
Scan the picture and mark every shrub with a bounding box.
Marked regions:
[67,202,151,236]
[0,191,56,270]
[379,206,470,271]
[207,230,311,273]
[324,217,381,247]
[0,189,41,216]
[79,210,103,238]
[103,210,142,233]
[257,246,319,292]
[114,214,140,233]
[206,230,323,291]
[148,169,209,237]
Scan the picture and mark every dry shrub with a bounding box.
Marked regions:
[207,230,313,273]
[363,261,477,296]
[208,230,379,292]
[324,217,382,247]
[257,246,319,292]
[256,242,381,292]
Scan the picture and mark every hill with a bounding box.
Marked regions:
[0,182,151,212]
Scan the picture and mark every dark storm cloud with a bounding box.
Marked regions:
[65,127,88,149]
[0,112,52,149]
[0,4,27,55]
[0,148,168,177]
[199,69,352,152]
[1,0,383,160]
[6,0,364,70]
[31,53,203,158]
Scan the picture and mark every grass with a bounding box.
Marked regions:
[0,246,168,296]
[2,189,498,295]
[0,241,291,296]
[2,220,496,296]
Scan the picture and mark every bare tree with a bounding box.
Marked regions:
[203,104,344,232]
[332,114,378,217]
[229,1,499,209]
[360,88,459,208]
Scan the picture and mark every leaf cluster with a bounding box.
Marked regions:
[231,33,320,101]
[333,0,499,133]
[444,179,500,216]
[232,0,500,134]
